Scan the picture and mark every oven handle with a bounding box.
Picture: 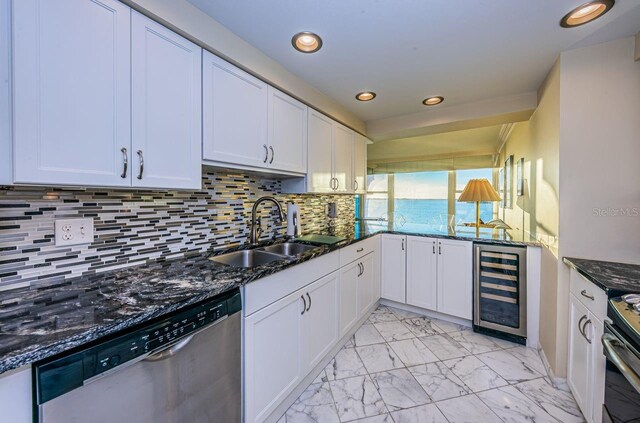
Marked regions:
[602,333,640,394]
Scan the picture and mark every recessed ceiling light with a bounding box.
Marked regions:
[291,32,323,53]
[355,92,376,101]
[422,96,444,106]
[560,0,614,28]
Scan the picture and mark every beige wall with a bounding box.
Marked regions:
[499,59,561,373]
[555,36,640,376]
[123,0,366,134]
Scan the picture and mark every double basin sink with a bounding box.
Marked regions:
[210,242,320,268]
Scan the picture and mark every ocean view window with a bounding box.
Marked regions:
[360,168,496,227]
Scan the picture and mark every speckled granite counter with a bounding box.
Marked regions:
[563,257,640,295]
[0,225,540,374]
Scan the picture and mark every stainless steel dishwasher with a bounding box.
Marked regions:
[34,288,242,423]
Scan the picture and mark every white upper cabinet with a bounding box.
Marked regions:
[332,123,354,193]
[353,133,367,194]
[406,237,438,310]
[12,0,131,187]
[437,239,473,320]
[268,87,307,173]
[305,109,334,193]
[202,51,268,169]
[131,12,202,190]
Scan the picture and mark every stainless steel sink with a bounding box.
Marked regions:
[259,243,319,257]
[210,250,288,268]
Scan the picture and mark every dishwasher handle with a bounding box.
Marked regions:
[143,335,194,362]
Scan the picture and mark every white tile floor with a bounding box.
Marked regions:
[277,305,584,423]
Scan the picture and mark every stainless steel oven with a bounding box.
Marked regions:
[602,298,640,423]
[34,289,242,423]
[474,244,527,343]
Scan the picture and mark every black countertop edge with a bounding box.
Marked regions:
[0,228,539,374]
[563,257,640,296]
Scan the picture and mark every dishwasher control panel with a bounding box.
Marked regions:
[35,288,242,405]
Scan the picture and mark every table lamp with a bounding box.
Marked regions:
[457,178,501,237]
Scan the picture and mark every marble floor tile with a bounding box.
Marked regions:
[311,369,328,384]
[403,317,444,337]
[353,324,386,346]
[276,414,286,423]
[477,347,545,384]
[447,330,503,354]
[329,375,386,422]
[368,307,399,324]
[324,348,367,381]
[514,377,585,423]
[435,394,502,423]
[477,385,558,423]
[442,356,508,393]
[356,343,404,373]
[408,362,470,402]
[285,382,340,423]
[504,346,547,374]
[418,334,471,361]
[431,319,470,333]
[388,307,424,320]
[343,338,355,349]
[373,321,415,342]
[370,368,431,411]
[351,414,394,423]
[388,338,438,367]
[390,403,448,423]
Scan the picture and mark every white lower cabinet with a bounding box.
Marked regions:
[381,235,407,303]
[358,254,377,316]
[436,239,473,320]
[0,367,32,423]
[339,261,360,337]
[244,270,341,423]
[406,237,438,310]
[567,292,606,423]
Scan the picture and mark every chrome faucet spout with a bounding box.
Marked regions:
[250,196,285,245]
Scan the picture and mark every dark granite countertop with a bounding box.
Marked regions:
[563,257,640,296]
[0,224,540,374]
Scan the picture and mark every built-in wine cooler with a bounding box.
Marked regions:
[473,243,527,343]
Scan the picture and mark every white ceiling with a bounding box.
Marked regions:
[188,0,640,123]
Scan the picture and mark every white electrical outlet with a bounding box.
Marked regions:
[54,218,94,246]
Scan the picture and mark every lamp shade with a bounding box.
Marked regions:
[457,179,501,202]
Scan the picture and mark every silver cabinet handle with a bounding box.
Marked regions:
[269,146,274,164]
[357,262,363,276]
[581,290,595,301]
[401,238,405,250]
[356,248,364,253]
[578,315,587,338]
[120,147,128,178]
[301,295,307,315]
[335,178,340,190]
[602,333,640,394]
[432,241,435,254]
[136,150,144,180]
[306,293,311,312]
[583,319,592,344]
[144,335,194,362]
[263,144,269,163]
[438,242,442,255]
[354,180,358,191]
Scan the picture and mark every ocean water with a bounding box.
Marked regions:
[365,199,493,224]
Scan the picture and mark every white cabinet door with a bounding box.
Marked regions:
[436,239,472,319]
[12,0,131,187]
[244,291,304,423]
[202,51,268,168]
[268,87,307,174]
[358,253,376,316]
[339,262,359,337]
[332,123,354,193]
[406,237,438,311]
[131,12,202,189]
[302,272,339,372]
[353,133,367,194]
[0,367,32,423]
[381,235,406,303]
[588,316,605,423]
[307,110,333,193]
[567,294,591,417]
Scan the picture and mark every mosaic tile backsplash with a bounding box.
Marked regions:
[0,171,355,293]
